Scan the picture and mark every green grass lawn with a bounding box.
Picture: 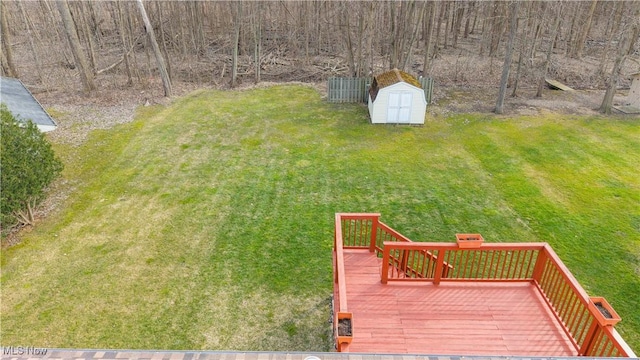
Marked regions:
[2,85,639,353]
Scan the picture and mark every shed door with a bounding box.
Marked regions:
[387,92,412,123]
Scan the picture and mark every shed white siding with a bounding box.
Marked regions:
[368,82,426,124]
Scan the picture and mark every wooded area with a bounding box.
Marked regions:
[1,1,639,113]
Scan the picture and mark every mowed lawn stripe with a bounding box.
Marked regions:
[459,117,639,348]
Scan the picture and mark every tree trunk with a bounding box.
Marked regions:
[366,2,376,75]
[464,2,474,38]
[600,15,638,114]
[453,1,465,48]
[77,2,97,73]
[494,1,519,114]
[231,1,242,88]
[126,2,141,83]
[401,2,425,71]
[389,2,398,69]
[155,2,173,82]
[434,1,445,58]
[136,0,172,97]
[599,45,625,114]
[57,0,95,91]
[342,3,356,77]
[423,2,436,76]
[17,1,43,83]
[625,22,639,55]
[597,2,624,76]
[252,2,262,83]
[0,2,19,77]
[86,2,103,47]
[527,2,546,64]
[511,4,529,97]
[443,2,450,49]
[489,2,504,57]
[355,4,366,77]
[575,0,597,59]
[537,4,563,98]
[116,1,133,85]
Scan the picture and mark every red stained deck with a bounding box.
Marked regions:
[333,213,634,357]
[342,249,576,356]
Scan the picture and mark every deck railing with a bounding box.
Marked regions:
[333,213,635,357]
[534,246,635,357]
[381,242,538,283]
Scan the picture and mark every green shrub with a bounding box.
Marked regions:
[1,104,63,229]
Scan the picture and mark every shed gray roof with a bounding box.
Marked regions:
[0,76,57,132]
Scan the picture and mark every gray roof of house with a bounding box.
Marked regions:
[0,349,615,360]
[0,76,57,131]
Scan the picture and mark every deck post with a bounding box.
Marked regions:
[531,245,548,284]
[433,249,446,285]
[579,320,600,356]
[369,215,379,253]
[381,245,390,284]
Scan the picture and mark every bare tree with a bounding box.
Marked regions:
[341,2,357,77]
[0,0,636,99]
[231,1,242,88]
[17,2,43,83]
[511,2,531,97]
[600,5,640,114]
[536,3,563,98]
[155,2,173,82]
[422,2,437,76]
[136,0,172,97]
[116,1,133,85]
[251,2,263,84]
[574,0,598,59]
[57,0,95,91]
[388,1,423,71]
[1,2,19,77]
[495,1,519,114]
[74,2,97,73]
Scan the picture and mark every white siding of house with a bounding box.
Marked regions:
[368,82,426,124]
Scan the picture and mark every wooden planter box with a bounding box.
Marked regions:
[589,297,621,327]
[456,233,484,249]
[336,312,353,345]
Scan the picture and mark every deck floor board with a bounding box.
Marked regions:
[341,249,577,356]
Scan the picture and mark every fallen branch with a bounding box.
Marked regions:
[13,200,35,226]
[96,57,125,75]
[95,34,142,75]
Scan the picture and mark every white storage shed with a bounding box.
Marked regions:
[368,69,426,125]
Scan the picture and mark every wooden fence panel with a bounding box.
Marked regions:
[419,77,434,104]
[328,76,434,104]
[327,77,370,103]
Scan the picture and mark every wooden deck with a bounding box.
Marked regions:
[333,213,634,357]
[341,249,576,356]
